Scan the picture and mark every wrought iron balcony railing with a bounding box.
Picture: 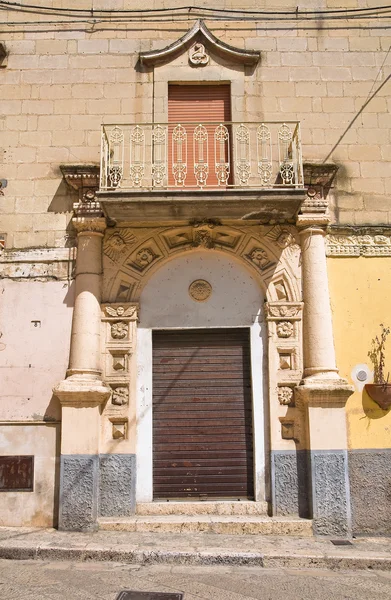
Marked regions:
[100,121,304,192]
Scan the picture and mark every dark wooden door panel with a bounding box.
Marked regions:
[152,328,254,499]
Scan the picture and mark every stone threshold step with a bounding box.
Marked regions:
[136,501,268,516]
[98,515,313,536]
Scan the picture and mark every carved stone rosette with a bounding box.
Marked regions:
[101,303,139,440]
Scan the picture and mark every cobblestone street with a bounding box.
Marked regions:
[1,560,391,600]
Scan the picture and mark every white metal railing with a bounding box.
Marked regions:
[100,121,304,191]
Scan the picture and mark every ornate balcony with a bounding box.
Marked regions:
[98,121,306,223]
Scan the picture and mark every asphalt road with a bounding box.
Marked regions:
[1,560,391,600]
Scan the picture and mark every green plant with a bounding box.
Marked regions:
[368,324,390,386]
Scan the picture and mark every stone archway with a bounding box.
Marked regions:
[100,223,306,511]
[135,249,266,503]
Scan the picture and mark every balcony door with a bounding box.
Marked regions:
[168,84,232,188]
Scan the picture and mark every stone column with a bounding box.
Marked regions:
[296,213,353,536]
[299,224,338,380]
[54,217,111,532]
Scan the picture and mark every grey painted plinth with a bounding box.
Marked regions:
[59,455,99,532]
[271,450,310,518]
[99,454,136,517]
[349,449,391,536]
[310,450,352,537]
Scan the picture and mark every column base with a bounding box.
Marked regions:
[54,375,111,531]
[295,378,354,537]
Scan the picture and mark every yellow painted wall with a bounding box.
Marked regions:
[328,257,391,449]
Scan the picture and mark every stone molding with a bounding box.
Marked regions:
[139,19,260,67]
[326,228,391,257]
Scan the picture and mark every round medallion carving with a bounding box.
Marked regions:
[189,279,212,302]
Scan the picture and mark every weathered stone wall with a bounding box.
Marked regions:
[0,0,390,249]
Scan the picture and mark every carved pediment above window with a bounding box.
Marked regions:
[139,19,260,67]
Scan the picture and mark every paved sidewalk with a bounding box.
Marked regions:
[1,527,391,571]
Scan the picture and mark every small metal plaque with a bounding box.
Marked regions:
[0,456,34,492]
[116,593,183,600]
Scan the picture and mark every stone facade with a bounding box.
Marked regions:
[0,1,390,534]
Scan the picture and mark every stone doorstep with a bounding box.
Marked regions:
[135,501,269,516]
[98,515,313,537]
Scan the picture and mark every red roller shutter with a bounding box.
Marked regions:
[152,328,254,499]
[168,84,232,188]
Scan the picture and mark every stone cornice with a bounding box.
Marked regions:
[139,19,260,67]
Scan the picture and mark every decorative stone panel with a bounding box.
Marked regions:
[101,303,138,442]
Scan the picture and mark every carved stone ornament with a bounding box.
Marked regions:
[111,386,129,406]
[265,225,298,250]
[111,321,129,340]
[326,229,391,257]
[189,42,209,66]
[135,248,155,267]
[104,230,136,261]
[278,387,294,406]
[189,279,212,302]
[72,217,107,235]
[247,247,272,271]
[106,305,137,319]
[277,321,294,338]
[193,229,214,249]
[266,302,303,321]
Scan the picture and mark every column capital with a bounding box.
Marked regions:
[73,216,107,236]
[296,215,330,231]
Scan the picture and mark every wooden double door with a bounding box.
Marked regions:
[152,328,254,499]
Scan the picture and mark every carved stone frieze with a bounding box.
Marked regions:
[106,305,138,319]
[326,229,391,257]
[266,302,303,321]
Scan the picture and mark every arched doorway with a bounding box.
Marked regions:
[136,250,268,505]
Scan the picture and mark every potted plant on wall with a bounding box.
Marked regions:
[365,324,391,410]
